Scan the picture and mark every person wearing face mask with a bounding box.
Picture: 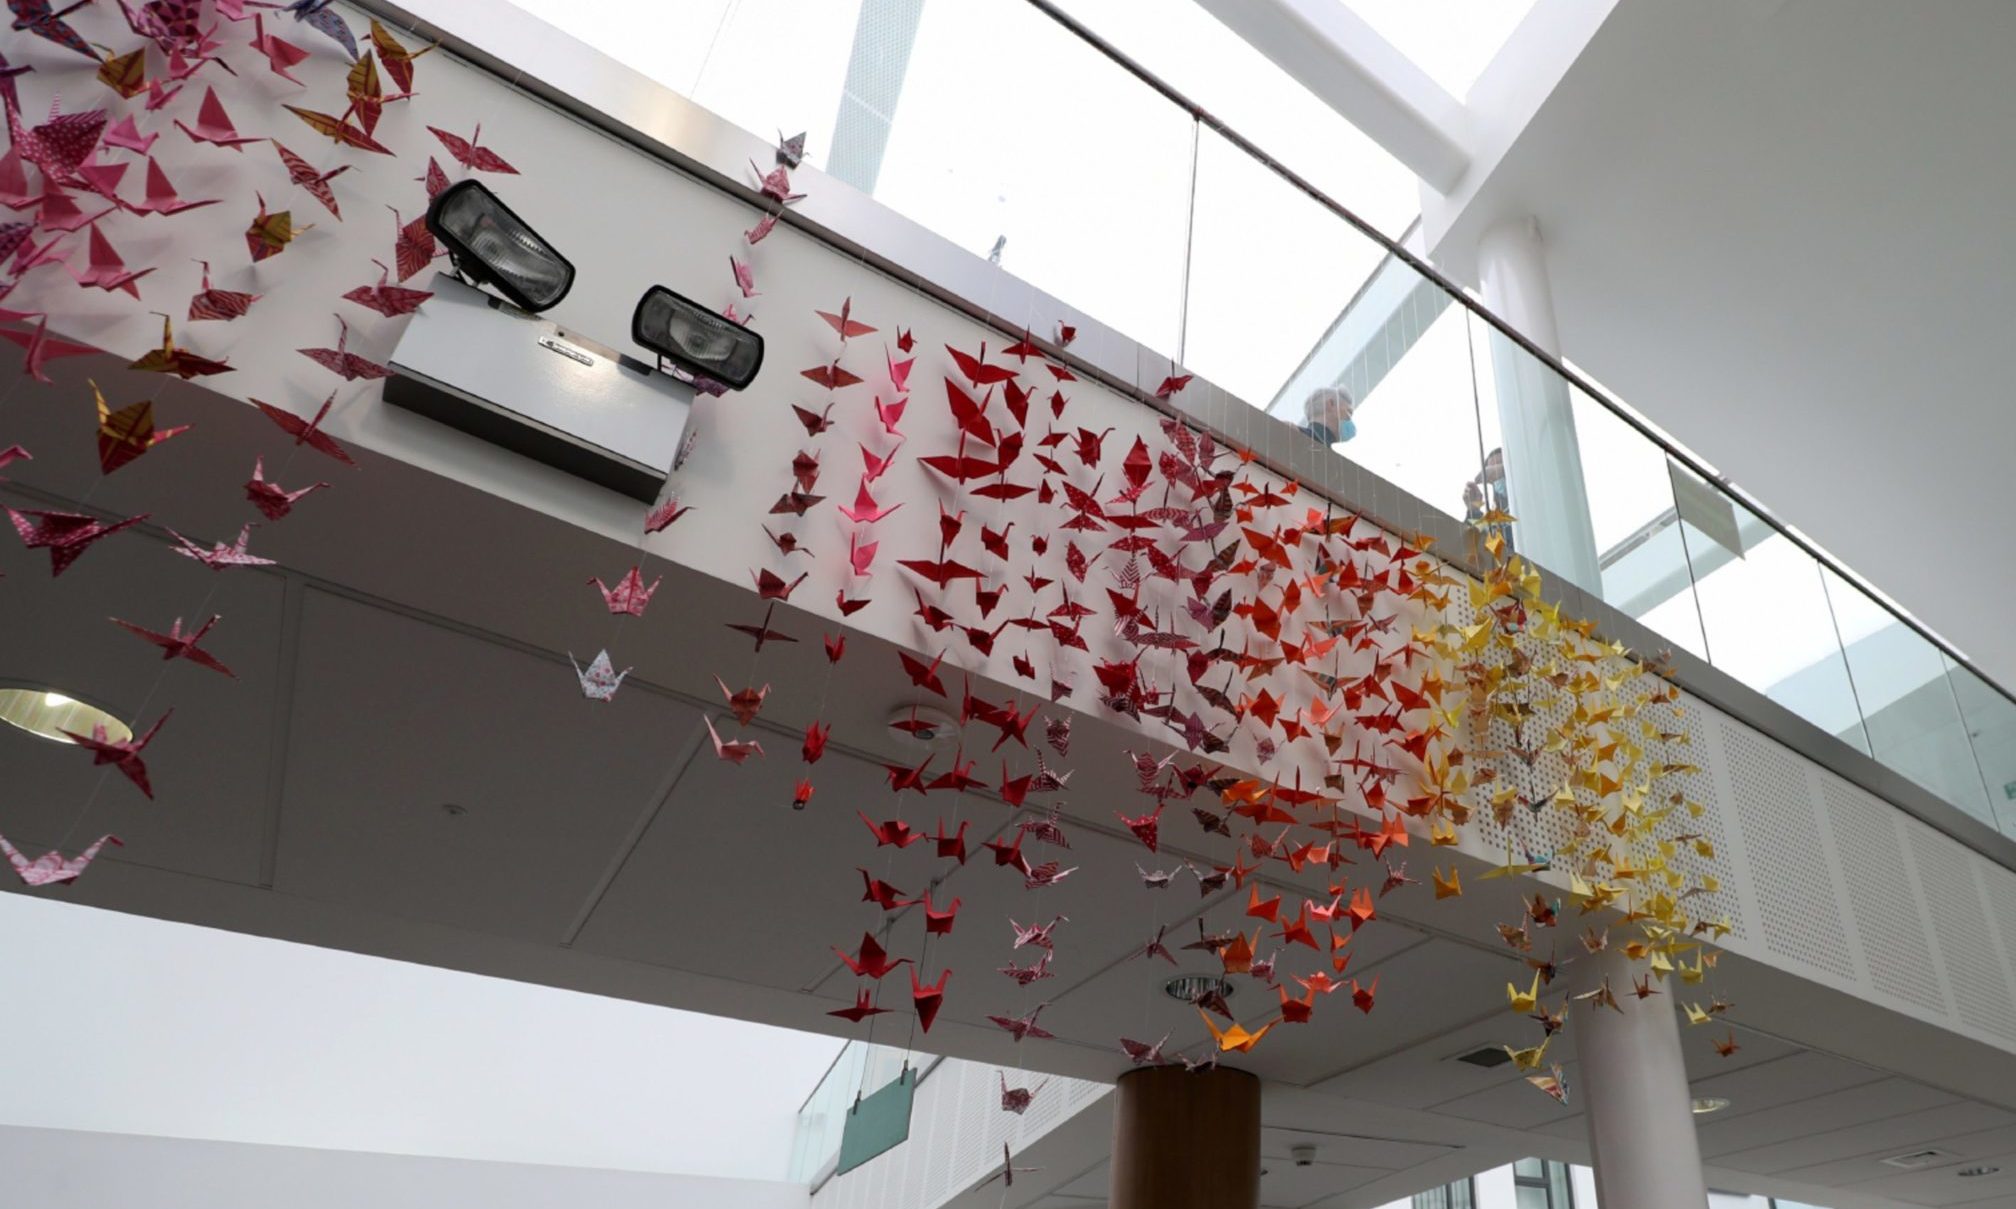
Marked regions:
[1300,385,1356,446]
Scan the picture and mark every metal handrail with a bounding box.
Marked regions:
[1020,0,2016,715]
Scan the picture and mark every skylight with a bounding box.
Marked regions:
[1341,0,1541,97]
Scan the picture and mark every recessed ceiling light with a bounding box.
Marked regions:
[439,802,469,818]
[1959,1166,2000,1178]
[1163,974,1236,1003]
[1691,1097,1732,1116]
[0,686,131,746]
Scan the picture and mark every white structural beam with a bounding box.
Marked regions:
[1192,0,1472,191]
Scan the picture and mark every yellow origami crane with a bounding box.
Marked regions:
[1502,1039,1550,1071]
[1507,971,1540,1014]
[1199,1008,1272,1054]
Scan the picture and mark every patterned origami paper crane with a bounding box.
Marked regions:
[428,123,517,174]
[10,0,101,59]
[130,313,231,378]
[273,140,350,217]
[254,393,354,466]
[246,193,312,263]
[92,381,190,474]
[591,566,661,617]
[188,260,260,321]
[9,507,148,574]
[112,614,234,676]
[343,259,432,316]
[64,711,170,798]
[568,649,630,701]
[986,1002,1054,1043]
[169,524,276,570]
[298,315,389,381]
[0,832,120,886]
[275,0,357,57]
[368,18,435,92]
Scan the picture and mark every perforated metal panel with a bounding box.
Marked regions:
[1913,827,2016,1042]
[1722,720,1858,982]
[1664,701,1748,941]
[1826,776,1945,1014]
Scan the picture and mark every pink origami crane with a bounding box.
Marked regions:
[0,833,121,887]
[112,614,235,676]
[168,523,276,569]
[9,507,148,575]
[64,711,171,799]
[705,715,763,763]
[590,566,660,617]
[68,227,154,298]
[253,394,355,466]
[0,317,97,383]
[174,86,261,150]
[244,456,328,520]
[127,157,217,216]
[297,315,388,380]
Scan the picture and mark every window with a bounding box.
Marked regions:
[1513,1158,1574,1209]
[1413,1177,1476,1209]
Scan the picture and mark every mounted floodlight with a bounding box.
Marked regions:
[426,179,575,313]
[632,284,764,390]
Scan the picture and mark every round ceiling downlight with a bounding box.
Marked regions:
[0,688,131,746]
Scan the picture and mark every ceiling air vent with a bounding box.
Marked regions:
[1880,1149,1957,1171]
[1453,1046,1513,1069]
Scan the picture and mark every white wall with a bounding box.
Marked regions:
[0,1124,808,1209]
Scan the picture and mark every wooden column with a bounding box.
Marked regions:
[1109,1065,1261,1209]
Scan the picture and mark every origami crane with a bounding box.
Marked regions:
[246,193,312,262]
[592,566,661,617]
[827,987,887,1024]
[298,315,389,381]
[0,832,120,886]
[704,715,763,762]
[248,12,310,82]
[254,394,354,465]
[910,967,948,1032]
[175,86,260,150]
[169,524,275,570]
[570,649,629,702]
[9,507,148,575]
[998,1072,1045,1114]
[67,227,153,298]
[243,457,329,521]
[986,1003,1054,1043]
[112,614,233,677]
[1,316,96,383]
[130,313,231,378]
[429,123,517,174]
[714,676,769,726]
[188,260,260,321]
[92,381,190,474]
[10,0,101,58]
[835,932,908,980]
[1199,1008,1271,1054]
[273,140,350,217]
[128,157,217,216]
[343,259,432,316]
[977,1143,1040,1189]
[368,18,435,92]
[275,0,358,58]
[64,711,170,798]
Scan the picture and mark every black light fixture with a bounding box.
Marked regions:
[632,284,764,391]
[425,179,576,313]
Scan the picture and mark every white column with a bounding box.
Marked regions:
[1574,949,1711,1209]
[1476,217,1603,594]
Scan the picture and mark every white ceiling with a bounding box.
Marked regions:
[6,349,2016,1208]
[1424,0,2016,694]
